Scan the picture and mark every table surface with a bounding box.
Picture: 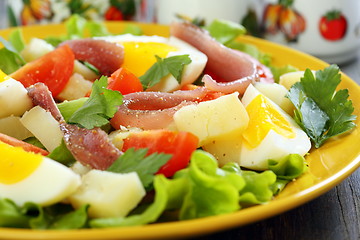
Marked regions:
[193,53,360,240]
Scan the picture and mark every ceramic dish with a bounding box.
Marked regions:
[0,22,359,240]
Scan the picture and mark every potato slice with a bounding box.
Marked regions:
[57,73,93,101]
[0,116,33,140]
[174,92,249,146]
[203,136,242,166]
[279,70,315,90]
[20,106,63,152]
[69,170,145,218]
[21,38,55,62]
[254,82,294,115]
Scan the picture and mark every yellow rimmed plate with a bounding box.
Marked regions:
[0,22,359,240]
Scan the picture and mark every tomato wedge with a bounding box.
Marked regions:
[107,67,143,95]
[10,45,75,97]
[122,130,199,177]
[0,133,48,156]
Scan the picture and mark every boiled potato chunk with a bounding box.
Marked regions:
[0,79,33,118]
[254,82,294,115]
[21,38,55,62]
[20,106,63,152]
[57,73,93,101]
[73,60,99,81]
[203,137,242,166]
[0,116,33,140]
[279,70,315,90]
[174,92,249,146]
[69,170,145,218]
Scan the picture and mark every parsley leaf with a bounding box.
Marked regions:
[139,55,191,89]
[68,76,123,129]
[107,148,171,188]
[287,65,356,148]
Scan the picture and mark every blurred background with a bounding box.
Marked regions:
[1,0,360,64]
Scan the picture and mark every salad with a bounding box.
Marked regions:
[0,15,356,230]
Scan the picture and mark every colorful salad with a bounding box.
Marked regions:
[0,15,356,229]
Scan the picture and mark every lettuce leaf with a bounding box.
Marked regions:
[57,97,88,122]
[66,14,87,39]
[0,198,30,228]
[0,33,26,74]
[270,64,298,83]
[205,19,246,45]
[268,154,307,180]
[0,199,88,229]
[221,162,277,205]
[44,14,142,47]
[238,170,277,205]
[48,140,76,166]
[178,151,245,220]
[8,29,25,53]
[226,41,271,66]
[91,150,246,227]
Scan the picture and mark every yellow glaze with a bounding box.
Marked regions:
[242,94,295,148]
[0,141,43,184]
[0,22,359,240]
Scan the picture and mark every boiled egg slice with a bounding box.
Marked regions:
[239,84,311,170]
[99,34,207,92]
[0,141,81,206]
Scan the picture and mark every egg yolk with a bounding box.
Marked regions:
[242,94,295,148]
[0,69,10,83]
[0,141,43,184]
[120,42,178,77]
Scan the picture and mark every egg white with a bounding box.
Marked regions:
[0,157,81,206]
[239,84,311,170]
[99,34,208,92]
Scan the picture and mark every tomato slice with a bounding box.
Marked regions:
[107,67,143,95]
[122,130,199,177]
[181,84,225,102]
[10,45,75,97]
[0,133,48,156]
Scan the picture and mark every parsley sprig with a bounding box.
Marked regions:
[139,54,192,90]
[287,65,356,148]
[107,148,171,188]
[68,76,123,129]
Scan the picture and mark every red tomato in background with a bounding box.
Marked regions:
[0,133,48,156]
[319,10,347,41]
[105,6,124,21]
[122,130,199,177]
[107,67,143,95]
[10,45,74,97]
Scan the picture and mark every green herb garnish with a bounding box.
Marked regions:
[68,76,123,129]
[107,148,171,188]
[139,55,191,90]
[287,64,356,148]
